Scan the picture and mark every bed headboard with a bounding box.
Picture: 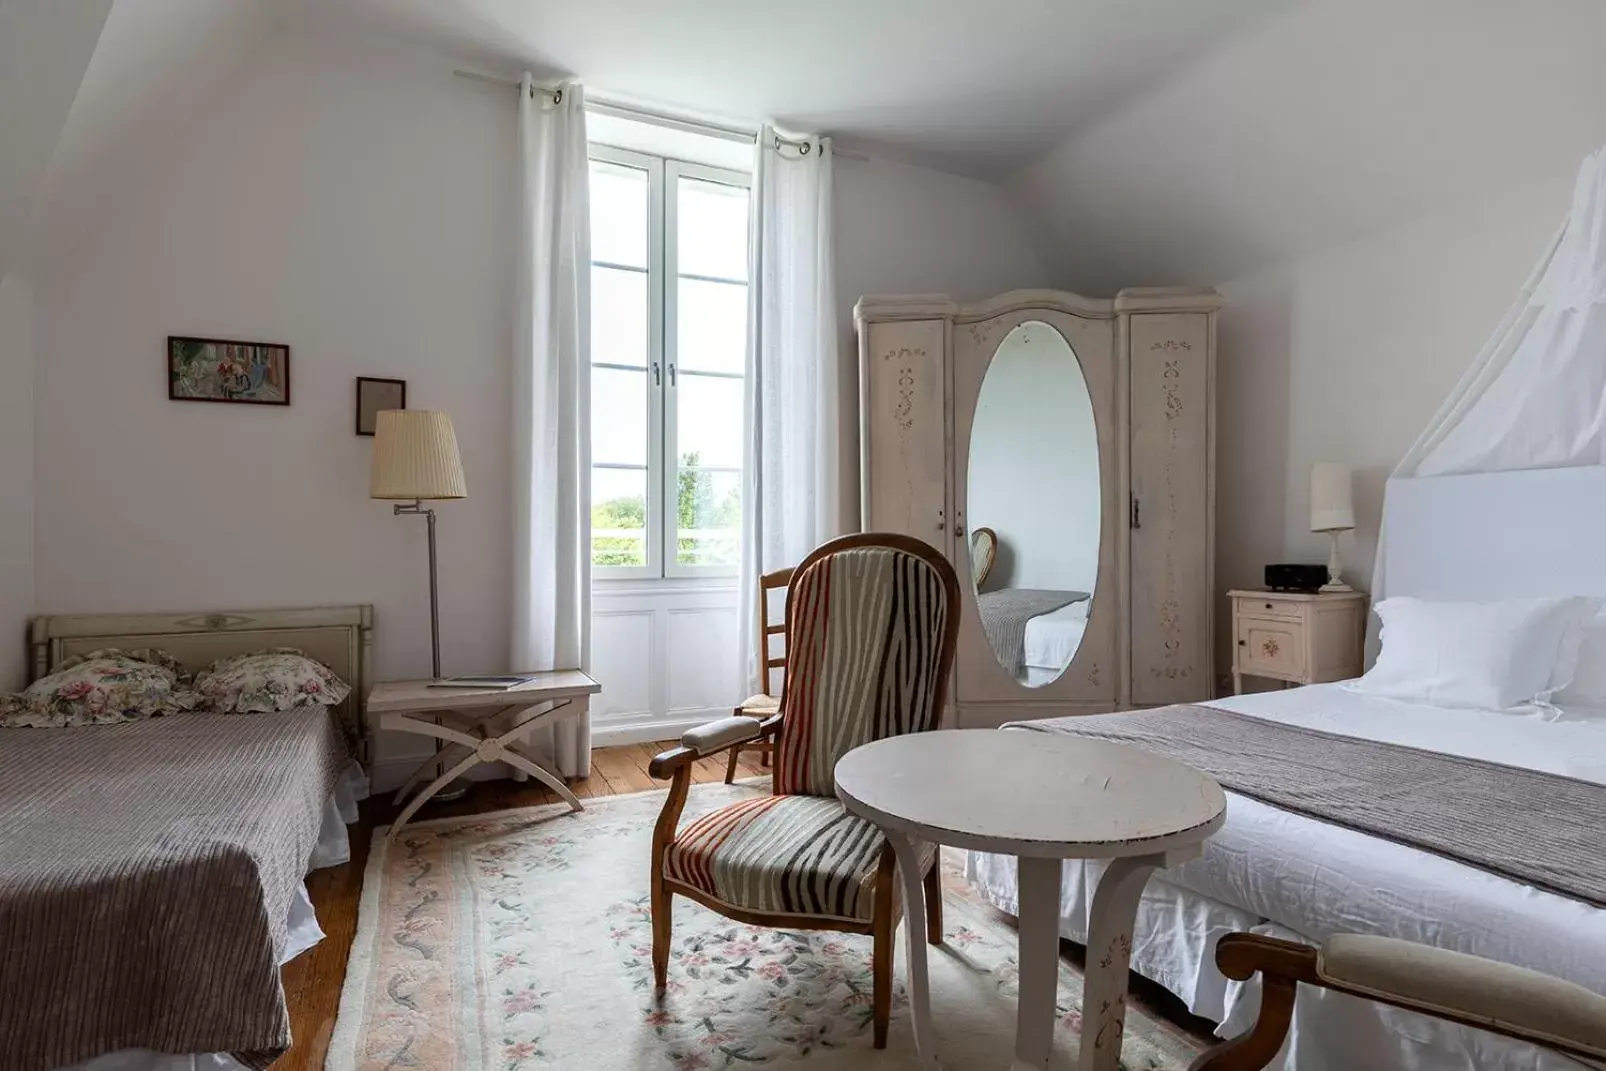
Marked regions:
[27,605,374,754]
[1381,468,1606,601]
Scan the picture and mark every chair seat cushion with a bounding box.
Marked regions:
[736,693,780,715]
[664,795,932,924]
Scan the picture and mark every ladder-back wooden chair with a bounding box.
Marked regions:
[648,533,962,1049]
[1191,932,1606,1070]
[725,565,793,783]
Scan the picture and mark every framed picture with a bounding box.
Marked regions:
[355,376,407,436]
[168,336,290,406]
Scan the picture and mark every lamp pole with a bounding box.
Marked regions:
[393,499,442,679]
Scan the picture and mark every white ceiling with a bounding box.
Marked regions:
[1015,0,1606,290]
[283,0,1291,176]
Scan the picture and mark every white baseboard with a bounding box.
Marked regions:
[591,713,715,748]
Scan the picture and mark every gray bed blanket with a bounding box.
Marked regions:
[0,708,347,1071]
[976,588,1088,676]
[1015,704,1606,909]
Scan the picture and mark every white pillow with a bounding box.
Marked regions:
[1554,611,1606,709]
[1351,595,1602,711]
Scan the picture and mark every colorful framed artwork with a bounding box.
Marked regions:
[355,376,407,436]
[168,336,290,406]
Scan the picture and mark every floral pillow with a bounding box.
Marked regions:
[193,648,351,714]
[19,648,199,727]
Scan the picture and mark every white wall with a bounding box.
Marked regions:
[834,154,1044,524]
[1212,173,1572,674]
[967,320,1099,594]
[0,270,34,688]
[31,29,516,780]
[27,24,1046,760]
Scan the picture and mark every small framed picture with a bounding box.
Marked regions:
[355,376,407,436]
[168,336,290,405]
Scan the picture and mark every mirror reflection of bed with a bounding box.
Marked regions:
[966,320,1100,687]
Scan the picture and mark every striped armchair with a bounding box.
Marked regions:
[648,533,962,1048]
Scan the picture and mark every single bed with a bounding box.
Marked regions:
[968,469,1606,1070]
[2,606,373,1071]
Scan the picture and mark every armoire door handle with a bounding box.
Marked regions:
[936,508,945,532]
[1130,494,1142,530]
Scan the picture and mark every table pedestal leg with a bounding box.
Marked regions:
[1078,854,1163,1071]
[1011,856,1064,1071]
[885,830,940,1070]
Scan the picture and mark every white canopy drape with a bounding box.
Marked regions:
[512,77,592,776]
[737,127,843,696]
[1398,148,1606,478]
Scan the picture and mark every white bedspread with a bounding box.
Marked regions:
[966,683,1606,1070]
[1022,601,1088,670]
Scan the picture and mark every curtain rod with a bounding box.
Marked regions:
[452,68,865,161]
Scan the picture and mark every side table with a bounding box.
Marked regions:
[369,670,601,836]
[835,729,1226,1071]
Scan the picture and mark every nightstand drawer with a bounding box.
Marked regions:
[1236,616,1305,678]
[1242,595,1305,620]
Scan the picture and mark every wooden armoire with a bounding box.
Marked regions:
[854,288,1222,727]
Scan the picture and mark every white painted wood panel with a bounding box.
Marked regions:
[590,583,739,745]
[860,318,948,541]
[1129,312,1213,705]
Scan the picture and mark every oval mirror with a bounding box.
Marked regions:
[966,321,1100,688]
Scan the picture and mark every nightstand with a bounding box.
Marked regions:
[1229,589,1367,694]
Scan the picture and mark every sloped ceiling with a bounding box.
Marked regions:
[279,0,1289,177]
[26,0,276,275]
[1013,0,1606,292]
[0,0,112,282]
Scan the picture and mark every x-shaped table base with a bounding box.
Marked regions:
[384,698,584,836]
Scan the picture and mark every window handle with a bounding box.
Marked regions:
[668,363,677,387]
[652,362,662,387]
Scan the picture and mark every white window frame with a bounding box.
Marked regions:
[589,144,751,580]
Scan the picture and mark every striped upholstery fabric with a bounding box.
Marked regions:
[775,545,951,797]
[664,794,935,922]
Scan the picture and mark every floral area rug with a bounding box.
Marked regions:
[328,781,1203,1070]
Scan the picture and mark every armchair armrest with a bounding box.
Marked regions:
[1318,935,1606,1060]
[648,713,782,779]
[1193,933,1606,1071]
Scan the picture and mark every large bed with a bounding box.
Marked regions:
[968,469,1606,1070]
[1,606,373,1071]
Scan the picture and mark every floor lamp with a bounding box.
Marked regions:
[370,410,467,679]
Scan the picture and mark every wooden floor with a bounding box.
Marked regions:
[273,740,772,1070]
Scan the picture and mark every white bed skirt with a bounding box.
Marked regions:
[61,761,370,1071]
[966,844,1593,1071]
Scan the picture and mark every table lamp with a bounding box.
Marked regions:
[370,410,467,678]
[1310,461,1354,593]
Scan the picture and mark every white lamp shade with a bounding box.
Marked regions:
[370,410,467,500]
[1310,461,1354,532]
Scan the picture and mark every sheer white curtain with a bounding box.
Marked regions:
[512,76,592,776]
[737,127,843,696]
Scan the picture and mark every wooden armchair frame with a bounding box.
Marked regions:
[1190,933,1606,1070]
[648,533,962,1049]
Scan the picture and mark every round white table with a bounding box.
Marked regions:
[835,729,1227,1071]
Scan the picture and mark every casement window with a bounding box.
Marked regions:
[588,146,751,578]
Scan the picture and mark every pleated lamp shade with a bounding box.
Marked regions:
[370,410,467,500]
[1309,461,1354,533]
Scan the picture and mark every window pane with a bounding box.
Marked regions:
[591,266,648,367]
[677,278,747,375]
[678,177,749,281]
[676,372,744,469]
[591,467,647,567]
[589,161,648,268]
[591,367,648,466]
[675,468,740,567]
